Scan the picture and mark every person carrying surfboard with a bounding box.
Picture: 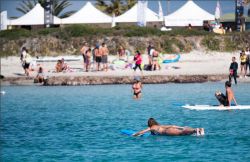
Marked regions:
[215,81,238,107]
[133,118,204,136]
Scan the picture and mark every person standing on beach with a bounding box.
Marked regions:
[20,47,27,72]
[23,49,32,77]
[229,57,238,84]
[80,42,89,71]
[246,47,250,75]
[100,43,109,72]
[151,48,161,71]
[215,81,237,107]
[133,51,143,75]
[147,43,153,68]
[240,51,247,78]
[132,77,142,99]
[85,48,92,72]
[94,44,102,71]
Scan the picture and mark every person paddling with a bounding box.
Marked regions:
[133,118,204,136]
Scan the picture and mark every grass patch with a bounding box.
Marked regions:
[202,36,220,51]
[0,28,31,40]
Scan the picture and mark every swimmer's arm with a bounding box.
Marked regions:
[133,128,150,136]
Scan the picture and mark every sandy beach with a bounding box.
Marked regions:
[1,50,250,85]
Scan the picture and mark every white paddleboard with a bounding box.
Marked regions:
[182,105,250,110]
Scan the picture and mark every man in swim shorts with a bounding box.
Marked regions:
[215,81,237,107]
[133,118,204,136]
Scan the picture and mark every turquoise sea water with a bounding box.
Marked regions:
[1,83,250,161]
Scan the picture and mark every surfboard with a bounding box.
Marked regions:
[182,104,250,110]
[121,129,150,137]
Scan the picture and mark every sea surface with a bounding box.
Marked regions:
[1,83,250,162]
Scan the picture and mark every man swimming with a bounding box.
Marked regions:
[132,77,142,99]
[133,118,204,136]
[215,81,238,107]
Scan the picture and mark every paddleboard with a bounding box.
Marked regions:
[182,104,250,110]
[163,54,180,64]
[121,129,150,137]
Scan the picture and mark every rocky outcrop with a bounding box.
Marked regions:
[1,75,228,86]
[1,33,250,57]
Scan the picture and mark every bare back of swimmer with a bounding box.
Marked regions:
[133,118,204,136]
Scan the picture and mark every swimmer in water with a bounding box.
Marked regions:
[132,77,142,99]
[133,118,204,136]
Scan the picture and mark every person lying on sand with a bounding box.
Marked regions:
[133,118,204,136]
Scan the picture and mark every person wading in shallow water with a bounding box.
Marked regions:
[132,77,142,99]
[133,118,205,136]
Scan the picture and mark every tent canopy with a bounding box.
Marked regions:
[61,2,112,24]
[8,3,61,25]
[165,0,215,26]
[115,3,161,23]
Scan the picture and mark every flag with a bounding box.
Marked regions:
[137,0,148,27]
[215,1,221,20]
[158,1,164,21]
[112,13,116,27]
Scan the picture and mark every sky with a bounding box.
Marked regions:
[0,0,248,18]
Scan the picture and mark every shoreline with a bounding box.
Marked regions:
[0,74,233,86]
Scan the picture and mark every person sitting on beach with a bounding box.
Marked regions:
[117,46,125,60]
[85,48,92,72]
[133,118,204,136]
[133,51,143,74]
[132,77,142,99]
[56,60,62,72]
[229,57,238,85]
[34,67,44,83]
[215,81,237,107]
[61,58,69,71]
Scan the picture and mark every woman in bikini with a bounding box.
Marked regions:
[133,118,204,136]
[132,78,142,99]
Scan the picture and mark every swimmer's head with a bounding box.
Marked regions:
[225,81,231,87]
[148,118,159,127]
[134,76,140,82]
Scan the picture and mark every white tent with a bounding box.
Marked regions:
[164,0,215,26]
[1,11,8,30]
[115,3,161,23]
[61,2,112,24]
[8,3,61,26]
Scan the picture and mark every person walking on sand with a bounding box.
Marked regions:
[80,42,89,71]
[215,81,237,107]
[229,57,238,84]
[240,51,247,78]
[133,118,204,136]
[133,51,143,75]
[100,43,109,72]
[132,77,142,99]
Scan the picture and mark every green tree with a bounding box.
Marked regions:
[95,0,137,16]
[16,0,75,18]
